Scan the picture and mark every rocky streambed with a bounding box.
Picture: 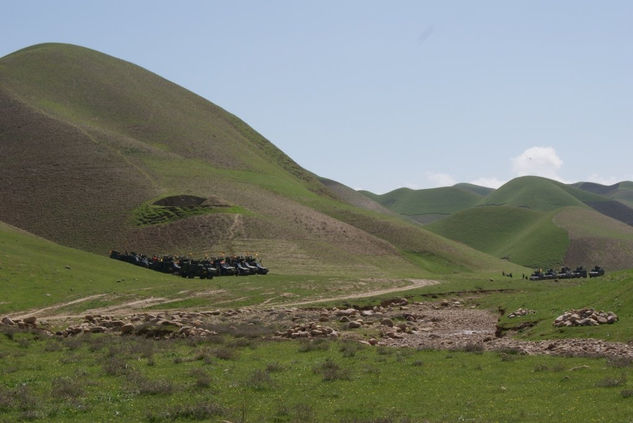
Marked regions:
[2,299,632,359]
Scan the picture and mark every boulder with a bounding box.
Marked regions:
[23,316,37,325]
[1,316,15,326]
[348,321,362,329]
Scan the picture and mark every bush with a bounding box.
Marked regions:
[103,356,130,376]
[596,374,627,388]
[189,369,213,389]
[339,341,362,358]
[51,376,84,399]
[265,361,285,373]
[313,359,351,382]
[298,339,330,353]
[247,369,274,391]
[147,401,226,421]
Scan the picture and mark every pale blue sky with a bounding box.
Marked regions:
[3,1,632,193]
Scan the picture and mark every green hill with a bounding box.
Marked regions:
[553,206,633,270]
[427,206,569,268]
[483,176,592,211]
[0,43,505,277]
[574,181,633,206]
[360,184,488,224]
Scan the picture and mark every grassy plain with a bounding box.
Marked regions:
[3,331,633,423]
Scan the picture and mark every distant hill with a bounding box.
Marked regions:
[427,206,568,269]
[0,43,504,277]
[360,184,490,224]
[368,176,633,270]
[575,181,633,209]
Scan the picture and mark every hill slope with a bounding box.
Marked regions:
[427,206,569,268]
[360,184,489,224]
[0,43,504,276]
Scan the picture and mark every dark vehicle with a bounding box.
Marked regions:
[589,266,605,278]
[557,266,573,279]
[529,269,544,281]
[543,269,557,280]
[572,266,587,278]
[110,250,269,278]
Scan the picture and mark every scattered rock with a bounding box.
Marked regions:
[348,321,362,329]
[553,309,618,327]
[507,308,535,318]
[1,316,15,326]
[23,316,37,325]
[381,318,394,327]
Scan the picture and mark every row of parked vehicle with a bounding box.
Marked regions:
[529,265,604,281]
[109,250,268,279]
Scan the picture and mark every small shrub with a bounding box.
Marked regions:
[103,356,130,376]
[607,356,633,368]
[44,340,62,352]
[128,373,174,395]
[189,369,213,389]
[214,347,238,360]
[621,390,633,398]
[147,401,226,421]
[339,341,361,358]
[313,359,351,382]
[265,361,285,373]
[376,346,393,356]
[247,369,274,391]
[51,376,84,399]
[461,343,484,354]
[596,374,627,388]
[298,339,330,353]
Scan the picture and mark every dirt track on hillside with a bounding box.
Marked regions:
[7,279,437,321]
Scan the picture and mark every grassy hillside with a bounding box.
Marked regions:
[575,181,633,208]
[360,184,488,224]
[553,207,633,270]
[427,206,569,268]
[483,176,586,211]
[0,43,508,278]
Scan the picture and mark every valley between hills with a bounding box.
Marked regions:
[2,43,633,422]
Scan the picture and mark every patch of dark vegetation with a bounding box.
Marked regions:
[339,341,362,357]
[607,356,633,368]
[596,374,627,388]
[313,359,351,382]
[127,371,174,396]
[247,369,274,391]
[103,356,131,376]
[621,390,633,399]
[146,401,226,422]
[338,417,413,423]
[273,402,316,423]
[265,361,285,373]
[189,369,214,390]
[453,342,484,354]
[533,363,566,373]
[298,338,330,353]
[214,346,239,360]
[51,376,85,399]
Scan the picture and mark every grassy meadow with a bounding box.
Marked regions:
[3,330,633,423]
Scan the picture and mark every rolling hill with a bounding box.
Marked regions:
[360,184,492,224]
[368,176,633,270]
[0,42,506,277]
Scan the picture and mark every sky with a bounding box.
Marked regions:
[3,1,632,194]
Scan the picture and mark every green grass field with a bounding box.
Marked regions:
[427,206,569,268]
[3,331,633,423]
